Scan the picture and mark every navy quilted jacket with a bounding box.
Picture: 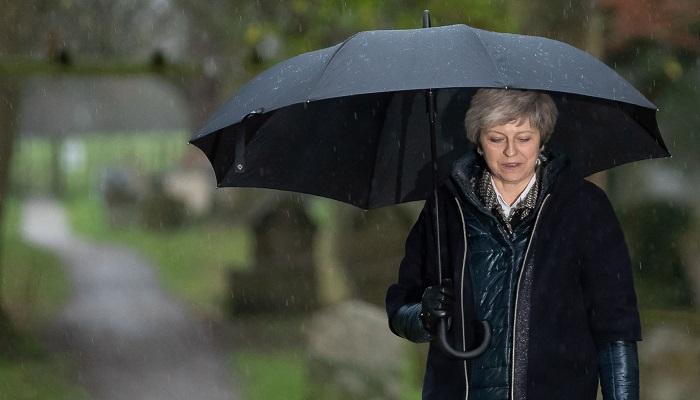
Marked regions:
[385,150,641,400]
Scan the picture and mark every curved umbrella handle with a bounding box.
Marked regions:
[434,318,491,360]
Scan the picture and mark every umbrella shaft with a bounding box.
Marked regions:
[425,87,442,283]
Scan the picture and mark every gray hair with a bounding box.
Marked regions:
[464,88,558,146]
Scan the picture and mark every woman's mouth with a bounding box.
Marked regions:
[502,163,521,169]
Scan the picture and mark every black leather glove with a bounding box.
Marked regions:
[419,279,454,333]
[598,340,639,400]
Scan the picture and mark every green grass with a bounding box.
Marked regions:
[401,346,425,400]
[233,351,308,400]
[0,354,89,400]
[232,348,422,399]
[1,200,71,329]
[230,314,422,399]
[65,196,251,318]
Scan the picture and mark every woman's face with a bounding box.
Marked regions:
[479,119,541,187]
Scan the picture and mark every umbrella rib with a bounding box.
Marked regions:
[308,32,361,100]
[366,92,396,208]
[471,28,508,87]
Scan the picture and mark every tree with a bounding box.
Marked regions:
[598,0,699,102]
[600,0,700,52]
[0,0,60,350]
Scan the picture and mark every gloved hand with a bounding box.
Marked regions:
[419,279,454,333]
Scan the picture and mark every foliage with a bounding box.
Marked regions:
[600,0,700,52]
[513,0,601,49]
[177,0,518,94]
[619,199,695,309]
[1,0,183,59]
[599,0,699,101]
[655,64,700,177]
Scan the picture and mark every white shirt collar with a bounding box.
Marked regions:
[490,173,537,218]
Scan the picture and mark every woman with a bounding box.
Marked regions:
[385,89,641,400]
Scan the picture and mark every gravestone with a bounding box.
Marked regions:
[306,300,404,400]
[163,167,215,217]
[100,167,147,227]
[338,205,417,306]
[228,195,318,315]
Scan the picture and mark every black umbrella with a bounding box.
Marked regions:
[191,22,668,210]
[190,12,669,359]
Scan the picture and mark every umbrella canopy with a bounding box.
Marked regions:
[190,23,669,209]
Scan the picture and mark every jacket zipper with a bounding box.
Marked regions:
[510,194,551,400]
[454,197,469,400]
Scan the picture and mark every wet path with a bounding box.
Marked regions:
[21,198,238,400]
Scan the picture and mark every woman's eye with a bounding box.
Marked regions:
[518,137,531,142]
[489,138,503,143]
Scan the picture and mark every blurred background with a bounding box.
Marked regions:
[0,1,698,399]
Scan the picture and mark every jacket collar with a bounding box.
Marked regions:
[477,168,539,215]
[446,148,578,211]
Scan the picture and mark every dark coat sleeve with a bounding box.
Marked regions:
[385,203,432,337]
[579,182,642,347]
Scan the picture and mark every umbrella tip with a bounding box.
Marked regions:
[423,10,431,28]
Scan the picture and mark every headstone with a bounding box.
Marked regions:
[306,300,405,400]
[139,177,186,230]
[338,205,417,306]
[99,167,147,227]
[163,168,215,217]
[228,195,318,314]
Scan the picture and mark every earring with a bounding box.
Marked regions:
[537,152,547,165]
[476,147,483,156]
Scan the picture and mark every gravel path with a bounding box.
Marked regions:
[21,198,239,400]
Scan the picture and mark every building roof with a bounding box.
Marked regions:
[19,76,190,137]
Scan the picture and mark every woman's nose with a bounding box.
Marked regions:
[504,140,516,157]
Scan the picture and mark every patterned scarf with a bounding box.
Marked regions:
[476,169,540,235]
